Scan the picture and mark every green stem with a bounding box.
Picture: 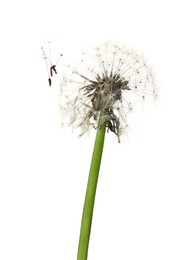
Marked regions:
[77,122,106,260]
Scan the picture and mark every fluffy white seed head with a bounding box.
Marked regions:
[60,43,157,142]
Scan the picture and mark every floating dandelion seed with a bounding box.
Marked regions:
[60,43,157,142]
[41,41,63,86]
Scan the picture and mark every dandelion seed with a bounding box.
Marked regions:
[60,42,157,142]
[41,41,63,86]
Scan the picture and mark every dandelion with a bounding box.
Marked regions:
[60,43,157,142]
[46,42,157,260]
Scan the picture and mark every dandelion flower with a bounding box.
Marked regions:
[45,42,158,260]
[60,42,156,142]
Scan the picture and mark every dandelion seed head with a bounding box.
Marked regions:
[60,42,157,142]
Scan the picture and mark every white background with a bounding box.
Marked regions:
[0,0,191,259]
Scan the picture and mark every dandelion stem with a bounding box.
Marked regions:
[77,121,106,260]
